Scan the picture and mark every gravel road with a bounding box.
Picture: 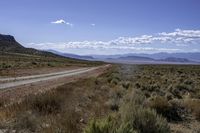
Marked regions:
[0,67,98,89]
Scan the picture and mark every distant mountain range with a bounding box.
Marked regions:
[46,49,200,64]
[47,49,94,60]
[99,54,200,64]
[1,33,199,64]
[133,52,200,62]
[90,52,200,62]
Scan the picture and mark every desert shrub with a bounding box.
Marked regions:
[125,90,146,106]
[14,112,38,132]
[27,92,62,115]
[0,98,7,108]
[107,72,121,85]
[195,108,200,121]
[135,82,141,88]
[148,96,181,121]
[141,84,159,92]
[120,92,170,133]
[165,92,173,100]
[108,88,124,111]
[43,109,80,133]
[1,63,12,69]
[47,62,54,67]
[84,116,117,133]
[184,80,193,85]
[176,84,193,92]
[119,105,170,133]
[184,99,200,121]
[122,81,131,90]
[109,98,120,111]
[196,90,200,98]
[85,91,170,133]
[31,61,37,65]
[110,78,119,85]
[170,84,194,99]
[170,87,182,99]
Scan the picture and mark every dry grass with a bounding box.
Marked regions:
[0,67,114,132]
[184,99,200,121]
[0,64,200,132]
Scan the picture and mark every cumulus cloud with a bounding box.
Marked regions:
[51,19,73,27]
[91,23,96,26]
[112,29,200,46]
[157,29,200,45]
[26,42,180,53]
[26,29,200,54]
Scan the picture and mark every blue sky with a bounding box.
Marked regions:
[0,0,200,55]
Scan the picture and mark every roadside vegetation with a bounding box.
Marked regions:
[0,52,103,76]
[0,64,200,132]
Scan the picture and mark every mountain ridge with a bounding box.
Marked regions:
[0,34,64,58]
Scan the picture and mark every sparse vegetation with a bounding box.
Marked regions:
[0,64,200,132]
[0,52,103,76]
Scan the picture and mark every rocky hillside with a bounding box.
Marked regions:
[0,34,61,57]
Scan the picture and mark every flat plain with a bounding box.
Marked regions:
[0,64,199,133]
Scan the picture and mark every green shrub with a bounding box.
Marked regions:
[148,96,181,121]
[85,92,170,133]
[108,88,123,111]
[119,104,170,133]
[84,116,117,133]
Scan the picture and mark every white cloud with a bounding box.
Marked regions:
[51,19,73,27]
[158,29,200,45]
[91,23,95,26]
[26,29,200,54]
[159,29,200,38]
[112,29,200,46]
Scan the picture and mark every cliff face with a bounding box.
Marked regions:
[0,34,60,57]
[0,34,25,53]
[0,34,16,42]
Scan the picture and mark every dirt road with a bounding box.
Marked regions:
[0,67,98,89]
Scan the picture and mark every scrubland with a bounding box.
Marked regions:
[0,64,200,133]
[0,52,102,76]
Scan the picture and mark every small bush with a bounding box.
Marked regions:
[108,89,123,111]
[122,81,131,90]
[85,92,170,133]
[27,92,62,115]
[0,98,7,108]
[43,109,80,133]
[14,112,38,132]
[119,106,170,133]
[126,90,145,106]
[184,99,200,121]
[120,104,170,133]
[148,96,181,121]
[31,61,37,65]
[109,98,119,111]
[84,116,117,133]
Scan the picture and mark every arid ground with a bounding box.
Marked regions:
[0,64,199,133]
